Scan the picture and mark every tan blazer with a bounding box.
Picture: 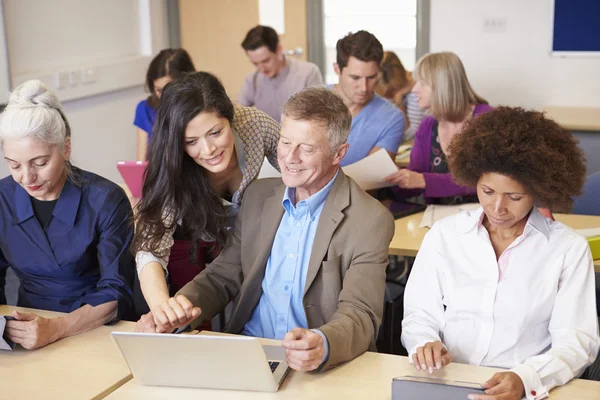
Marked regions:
[177,171,395,370]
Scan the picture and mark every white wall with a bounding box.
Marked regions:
[63,87,145,182]
[0,0,169,182]
[430,0,600,110]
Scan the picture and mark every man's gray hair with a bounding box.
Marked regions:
[282,87,351,151]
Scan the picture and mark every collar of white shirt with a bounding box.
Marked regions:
[456,206,550,242]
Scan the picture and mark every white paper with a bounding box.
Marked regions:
[257,157,281,179]
[259,0,285,34]
[419,203,480,228]
[341,148,399,191]
[575,228,600,238]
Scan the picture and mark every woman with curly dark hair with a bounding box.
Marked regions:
[401,107,599,400]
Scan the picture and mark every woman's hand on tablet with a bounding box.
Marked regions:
[412,341,452,374]
[467,372,525,400]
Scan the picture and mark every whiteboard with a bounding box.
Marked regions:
[0,0,168,103]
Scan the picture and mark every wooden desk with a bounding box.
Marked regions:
[0,305,135,399]
[105,348,599,399]
[389,211,600,272]
[544,106,600,132]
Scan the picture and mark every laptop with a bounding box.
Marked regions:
[388,201,427,220]
[392,376,485,399]
[110,332,290,392]
[116,161,148,199]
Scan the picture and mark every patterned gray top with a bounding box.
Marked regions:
[136,106,280,273]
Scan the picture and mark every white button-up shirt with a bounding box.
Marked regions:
[402,207,600,400]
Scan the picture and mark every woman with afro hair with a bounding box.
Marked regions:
[401,107,599,400]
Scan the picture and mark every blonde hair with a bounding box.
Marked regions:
[375,51,409,99]
[413,52,487,122]
[0,79,70,149]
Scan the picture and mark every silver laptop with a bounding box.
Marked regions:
[110,331,290,392]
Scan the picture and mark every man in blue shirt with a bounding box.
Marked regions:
[329,30,405,166]
[136,87,395,372]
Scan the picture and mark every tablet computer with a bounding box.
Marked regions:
[392,375,485,400]
[1,315,17,350]
[117,161,148,199]
[388,201,427,220]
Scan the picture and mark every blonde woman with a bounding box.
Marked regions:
[375,51,426,140]
[385,51,491,204]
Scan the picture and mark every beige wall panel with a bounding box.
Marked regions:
[180,0,307,99]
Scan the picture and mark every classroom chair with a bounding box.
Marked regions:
[581,335,600,381]
[376,256,410,356]
[572,171,600,215]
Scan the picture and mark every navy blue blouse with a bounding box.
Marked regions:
[0,168,134,318]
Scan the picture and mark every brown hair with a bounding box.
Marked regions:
[414,52,487,122]
[146,48,195,108]
[241,25,279,53]
[336,30,383,71]
[282,87,352,150]
[447,106,586,212]
[375,51,410,99]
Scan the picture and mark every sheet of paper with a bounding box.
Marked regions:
[342,148,399,191]
[419,203,480,228]
[575,228,600,238]
[257,157,281,179]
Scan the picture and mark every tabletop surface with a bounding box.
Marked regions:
[0,305,135,400]
[389,210,600,271]
[105,333,600,400]
[544,106,600,132]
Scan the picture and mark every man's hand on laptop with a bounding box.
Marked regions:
[281,328,326,372]
[136,295,201,333]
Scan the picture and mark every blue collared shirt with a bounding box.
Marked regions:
[242,172,338,351]
[0,168,134,318]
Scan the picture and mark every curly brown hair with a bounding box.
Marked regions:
[447,106,586,212]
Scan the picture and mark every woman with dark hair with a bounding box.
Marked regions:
[0,80,134,348]
[133,71,280,332]
[402,107,599,400]
[134,48,195,160]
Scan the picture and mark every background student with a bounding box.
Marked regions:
[238,25,323,123]
[0,80,134,349]
[329,30,405,166]
[134,48,195,160]
[386,51,491,204]
[133,72,280,331]
[375,50,427,141]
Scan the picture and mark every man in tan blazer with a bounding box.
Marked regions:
[136,87,395,372]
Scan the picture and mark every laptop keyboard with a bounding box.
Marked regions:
[268,361,280,373]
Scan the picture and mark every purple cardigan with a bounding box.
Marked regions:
[394,104,493,201]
